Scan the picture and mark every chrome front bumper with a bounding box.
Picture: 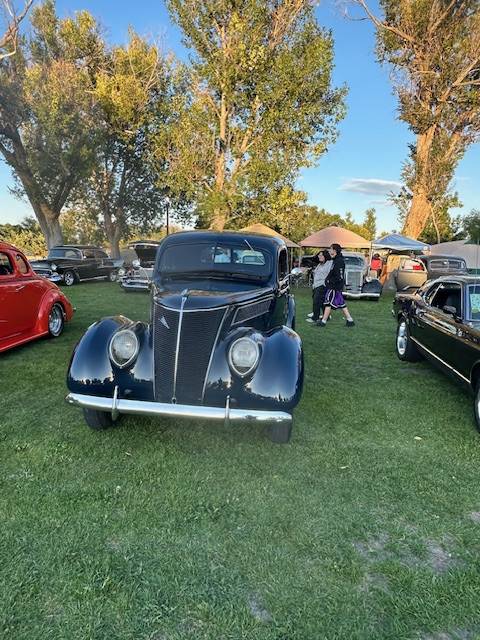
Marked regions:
[65,392,292,426]
[120,278,151,291]
[344,292,381,299]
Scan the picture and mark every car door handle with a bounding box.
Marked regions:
[14,285,26,292]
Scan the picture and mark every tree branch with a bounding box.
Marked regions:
[0,0,34,60]
[351,0,415,44]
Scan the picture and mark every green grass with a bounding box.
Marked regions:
[1,283,480,640]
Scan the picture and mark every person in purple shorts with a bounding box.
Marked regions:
[316,243,355,328]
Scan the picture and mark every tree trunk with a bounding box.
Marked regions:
[210,210,227,231]
[403,129,435,239]
[103,209,122,258]
[403,189,433,239]
[42,215,64,249]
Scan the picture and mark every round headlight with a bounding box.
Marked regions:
[228,337,260,377]
[109,329,139,368]
[118,267,126,276]
[132,259,141,269]
[51,263,57,271]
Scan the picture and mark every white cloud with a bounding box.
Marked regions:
[340,178,402,196]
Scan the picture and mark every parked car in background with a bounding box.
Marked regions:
[343,252,383,300]
[66,230,304,444]
[118,240,161,292]
[0,242,74,352]
[393,275,480,432]
[30,245,119,286]
[395,254,468,291]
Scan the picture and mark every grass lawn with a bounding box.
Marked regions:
[1,283,480,640]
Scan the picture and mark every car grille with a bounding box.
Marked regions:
[233,298,272,325]
[345,270,362,293]
[34,268,53,277]
[153,302,226,404]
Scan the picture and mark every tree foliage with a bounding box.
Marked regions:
[351,0,480,239]
[0,0,103,248]
[75,32,179,257]
[0,216,46,255]
[463,209,480,245]
[159,0,346,230]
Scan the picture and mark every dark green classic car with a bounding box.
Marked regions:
[393,276,480,432]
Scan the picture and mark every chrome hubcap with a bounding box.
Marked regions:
[109,271,117,281]
[49,305,63,335]
[397,321,408,355]
[65,273,74,285]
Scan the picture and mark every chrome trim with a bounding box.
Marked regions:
[232,296,273,325]
[66,393,291,425]
[112,385,120,421]
[171,292,188,403]
[228,336,260,378]
[411,337,470,384]
[344,292,380,299]
[153,303,229,314]
[201,308,228,401]
[108,329,140,369]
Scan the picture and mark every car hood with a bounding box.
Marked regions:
[131,244,160,265]
[153,285,274,311]
[30,258,76,268]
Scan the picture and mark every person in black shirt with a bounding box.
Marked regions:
[316,243,355,327]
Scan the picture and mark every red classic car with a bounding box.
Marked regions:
[0,241,74,353]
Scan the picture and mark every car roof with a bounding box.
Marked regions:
[432,275,480,284]
[0,241,21,252]
[51,244,103,250]
[161,229,286,250]
[419,254,466,261]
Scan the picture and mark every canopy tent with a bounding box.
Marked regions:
[430,240,480,270]
[373,233,429,252]
[300,226,370,249]
[240,223,300,248]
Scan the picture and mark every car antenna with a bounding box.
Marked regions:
[244,239,254,251]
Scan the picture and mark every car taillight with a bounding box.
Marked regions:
[412,264,424,271]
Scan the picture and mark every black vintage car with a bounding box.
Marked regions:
[393,276,480,431]
[66,231,304,443]
[119,240,161,292]
[31,245,118,286]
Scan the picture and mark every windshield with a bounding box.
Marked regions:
[159,241,273,280]
[467,285,480,321]
[344,256,365,268]
[48,248,82,259]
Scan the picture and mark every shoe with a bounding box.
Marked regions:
[316,320,327,327]
[306,318,316,323]
[346,320,355,327]
[307,312,314,318]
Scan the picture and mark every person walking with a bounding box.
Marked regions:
[306,250,332,323]
[316,243,355,327]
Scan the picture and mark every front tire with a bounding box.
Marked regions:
[83,408,119,431]
[267,419,293,444]
[63,270,76,286]
[107,270,117,282]
[48,303,65,337]
[396,318,421,362]
[473,382,480,434]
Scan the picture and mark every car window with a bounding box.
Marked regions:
[429,283,462,316]
[422,283,440,304]
[468,285,480,321]
[344,256,364,268]
[49,248,81,259]
[0,252,14,276]
[159,242,273,279]
[401,258,425,272]
[278,249,288,280]
[15,254,29,274]
[83,250,96,259]
[94,250,108,260]
[429,258,466,272]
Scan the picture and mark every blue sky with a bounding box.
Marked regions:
[0,0,478,233]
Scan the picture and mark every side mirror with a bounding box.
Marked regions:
[443,305,461,321]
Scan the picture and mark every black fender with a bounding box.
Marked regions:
[204,325,304,411]
[362,279,383,295]
[67,316,154,400]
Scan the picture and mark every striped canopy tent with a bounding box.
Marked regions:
[240,223,300,249]
[300,226,370,249]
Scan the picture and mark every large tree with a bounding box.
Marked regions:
[159,0,346,230]
[351,0,480,239]
[77,33,177,257]
[0,1,102,248]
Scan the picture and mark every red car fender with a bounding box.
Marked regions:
[34,285,74,334]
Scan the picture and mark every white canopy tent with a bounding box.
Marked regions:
[373,233,429,252]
